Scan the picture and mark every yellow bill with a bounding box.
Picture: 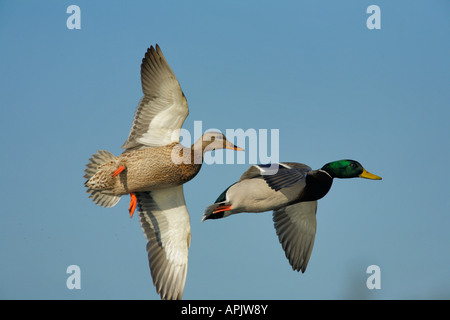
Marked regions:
[226,141,244,151]
[359,168,382,180]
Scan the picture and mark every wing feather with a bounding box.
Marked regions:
[273,201,318,273]
[136,186,191,300]
[238,163,311,191]
[122,45,189,150]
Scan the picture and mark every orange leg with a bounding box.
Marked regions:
[112,165,125,177]
[213,204,232,214]
[128,193,137,218]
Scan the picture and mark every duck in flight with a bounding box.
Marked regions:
[84,44,243,300]
[203,160,381,273]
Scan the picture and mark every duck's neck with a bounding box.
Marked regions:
[299,170,333,201]
[190,139,209,164]
[170,142,204,166]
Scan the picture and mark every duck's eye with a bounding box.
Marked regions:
[350,163,356,168]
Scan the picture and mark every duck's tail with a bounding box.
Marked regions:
[202,202,232,222]
[202,183,236,222]
[84,150,121,208]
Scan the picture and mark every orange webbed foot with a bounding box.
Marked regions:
[213,204,232,214]
[128,193,137,218]
[112,165,125,177]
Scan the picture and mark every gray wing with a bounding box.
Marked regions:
[239,163,311,191]
[273,201,318,273]
[122,44,189,150]
[136,186,191,300]
[238,165,264,181]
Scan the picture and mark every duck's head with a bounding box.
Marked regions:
[195,131,244,153]
[321,159,382,180]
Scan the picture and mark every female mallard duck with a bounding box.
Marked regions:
[84,44,242,300]
[202,160,381,273]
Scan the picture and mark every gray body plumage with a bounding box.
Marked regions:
[203,162,319,273]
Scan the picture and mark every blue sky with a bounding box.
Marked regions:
[0,1,449,299]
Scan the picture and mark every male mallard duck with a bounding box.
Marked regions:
[84,44,242,300]
[202,160,381,273]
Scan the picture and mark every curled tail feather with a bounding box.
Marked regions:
[202,183,235,222]
[202,201,233,222]
[202,203,224,222]
[84,150,121,208]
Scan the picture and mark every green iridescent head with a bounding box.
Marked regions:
[321,160,382,180]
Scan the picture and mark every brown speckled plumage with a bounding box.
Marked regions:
[85,141,209,195]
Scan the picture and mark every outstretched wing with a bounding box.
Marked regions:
[136,186,191,300]
[122,44,189,150]
[273,201,317,273]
